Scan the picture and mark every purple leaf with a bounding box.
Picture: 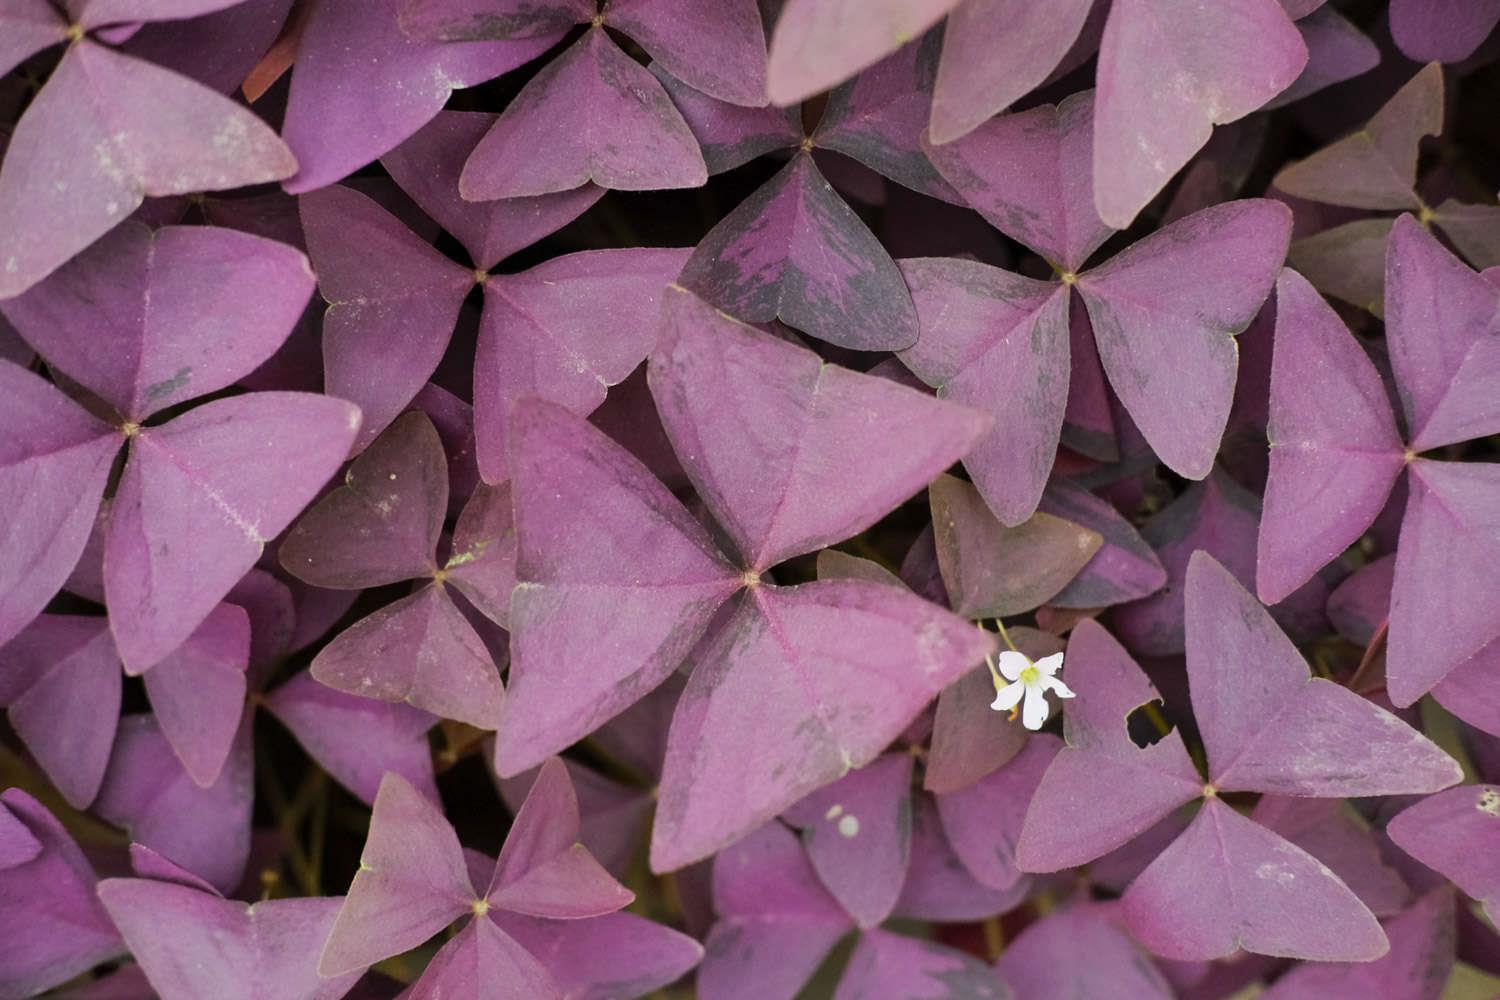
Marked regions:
[97,879,362,1000]
[126,842,220,894]
[406,916,562,1000]
[497,760,653,878]
[443,481,516,629]
[1384,212,1500,452]
[1266,7,1380,109]
[928,0,1095,145]
[650,286,987,568]
[474,248,691,483]
[0,0,65,79]
[116,0,295,96]
[300,185,473,452]
[764,0,961,106]
[894,794,1029,921]
[280,411,447,589]
[930,474,1102,616]
[381,110,603,272]
[281,0,555,193]
[1274,65,1442,211]
[936,734,1060,891]
[1256,268,1405,604]
[651,579,993,871]
[140,602,250,788]
[1077,200,1291,479]
[0,614,121,808]
[1,222,315,421]
[781,752,913,928]
[1387,786,1500,925]
[812,35,961,203]
[318,772,473,978]
[1287,216,1393,317]
[460,29,707,199]
[1121,797,1388,962]
[487,758,634,919]
[1092,0,1306,228]
[676,155,920,351]
[836,928,1010,1000]
[698,822,851,1000]
[1015,619,1201,872]
[1388,461,1500,706]
[488,910,704,1000]
[0,41,296,299]
[105,391,360,670]
[603,0,768,107]
[1251,796,1411,917]
[1326,553,1395,647]
[922,90,1111,272]
[1432,640,1500,740]
[1258,888,1457,1000]
[898,260,1071,524]
[67,0,253,27]
[0,800,40,865]
[0,358,121,651]
[496,399,740,775]
[94,713,254,893]
[399,0,593,41]
[310,584,506,729]
[1036,479,1167,607]
[0,789,122,997]
[1391,0,1500,63]
[653,68,803,174]
[996,902,1175,1000]
[1189,551,1460,795]
[261,669,438,808]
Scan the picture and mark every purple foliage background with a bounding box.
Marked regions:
[2,0,1500,997]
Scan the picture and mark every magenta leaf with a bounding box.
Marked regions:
[94,713,254,893]
[650,286,988,569]
[676,155,920,351]
[655,66,804,174]
[601,0,768,107]
[0,0,66,79]
[1188,551,1460,796]
[105,391,360,670]
[929,473,1102,616]
[1256,268,1405,605]
[651,578,992,871]
[836,928,1010,1000]
[97,879,363,1000]
[936,733,1060,891]
[895,794,1029,921]
[460,28,707,200]
[0,222,313,421]
[764,0,961,106]
[0,40,296,299]
[0,789,122,997]
[898,260,1072,524]
[300,185,473,452]
[1384,213,1500,453]
[1015,619,1201,872]
[781,752,913,928]
[1036,479,1167,608]
[928,0,1096,145]
[281,0,554,193]
[399,0,594,41]
[68,0,253,27]
[1077,200,1291,479]
[1391,0,1500,62]
[474,247,691,483]
[1092,0,1307,228]
[996,902,1175,1000]
[1121,796,1388,962]
[406,916,562,1000]
[698,822,852,1000]
[261,669,438,808]
[488,910,704,1000]
[497,398,739,775]
[1387,786,1500,925]
[1273,65,1442,211]
[0,614,121,808]
[1251,796,1411,917]
[1265,7,1379,110]
[443,482,516,629]
[139,602,250,788]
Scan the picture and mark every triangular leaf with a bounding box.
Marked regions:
[141,602,249,788]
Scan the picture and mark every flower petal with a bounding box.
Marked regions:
[1034,652,1065,676]
[990,681,1025,713]
[1022,687,1050,731]
[997,650,1029,682]
[1043,676,1076,699]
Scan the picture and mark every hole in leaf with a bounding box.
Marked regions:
[1126,699,1172,748]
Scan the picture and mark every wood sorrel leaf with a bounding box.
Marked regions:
[460,28,707,200]
[406,916,562,1000]
[996,902,1175,1000]
[1036,479,1167,608]
[487,910,704,1000]
[399,0,594,41]
[1251,796,1411,917]
[1092,0,1306,228]
[0,0,66,79]
[1390,0,1500,62]
[1387,786,1500,925]
[97,879,362,1000]
[600,0,768,107]
[936,733,1060,892]
[140,602,250,789]
[1121,797,1388,962]
[835,929,1010,1000]
[650,286,988,568]
[676,155,921,352]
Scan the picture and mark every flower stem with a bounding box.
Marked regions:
[993,617,1019,653]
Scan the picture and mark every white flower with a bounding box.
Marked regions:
[989,650,1074,731]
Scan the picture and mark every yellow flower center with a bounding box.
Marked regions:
[1019,666,1040,686]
